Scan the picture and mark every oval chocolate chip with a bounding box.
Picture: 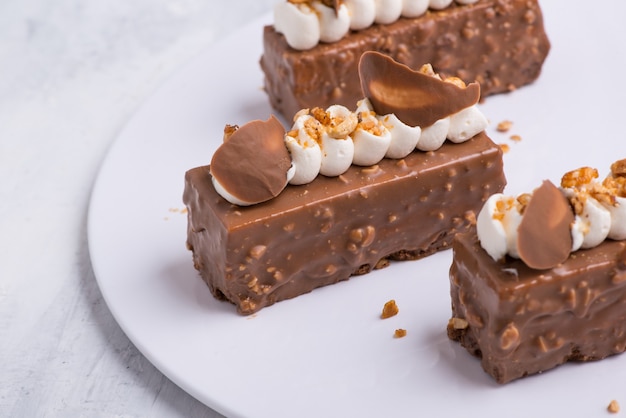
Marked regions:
[210,115,291,205]
[517,180,574,270]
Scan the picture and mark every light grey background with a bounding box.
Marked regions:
[0,1,275,416]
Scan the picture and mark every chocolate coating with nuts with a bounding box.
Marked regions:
[449,232,626,384]
[261,0,551,120]
[184,132,505,314]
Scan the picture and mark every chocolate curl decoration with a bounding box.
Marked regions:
[210,115,292,205]
[517,180,575,270]
[358,51,481,128]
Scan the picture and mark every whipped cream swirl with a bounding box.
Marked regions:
[477,161,626,266]
[285,97,487,185]
[274,0,479,50]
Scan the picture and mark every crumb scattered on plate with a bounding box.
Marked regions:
[496,120,513,132]
[499,143,510,153]
[510,134,522,142]
[608,400,620,413]
[381,300,399,319]
[168,207,188,214]
[394,329,407,338]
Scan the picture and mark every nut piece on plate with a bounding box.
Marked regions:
[608,400,620,414]
[394,329,407,338]
[381,299,399,319]
[496,120,513,132]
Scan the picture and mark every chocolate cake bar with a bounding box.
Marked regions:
[448,232,626,384]
[184,133,505,315]
[261,0,551,119]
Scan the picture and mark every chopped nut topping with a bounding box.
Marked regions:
[568,193,586,216]
[516,193,531,213]
[493,196,516,220]
[604,159,626,198]
[357,116,385,136]
[381,299,399,319]
[311,107,330,125]
[561,166,599,189]
[394,329,407,338]
[311,106,357,139]
[564,164,619,207]
[604,174,626,198]
[590,188,616,207]
[223,124,238,142]
[509,134,522,142]
[608,400,620,414]
[611,159,626,177]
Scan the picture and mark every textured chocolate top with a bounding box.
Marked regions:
[359,51,480,127]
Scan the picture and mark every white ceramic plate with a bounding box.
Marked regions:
[89,3,626,417]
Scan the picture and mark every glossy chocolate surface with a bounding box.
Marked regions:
[261,0,551,120]
[184,132,505,314]
[449,232,626,384]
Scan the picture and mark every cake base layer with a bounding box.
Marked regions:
[261,0,551,120]
[184,133,504,315]
[448,232,626,384]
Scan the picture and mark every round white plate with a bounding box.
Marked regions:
[89,3,626,417]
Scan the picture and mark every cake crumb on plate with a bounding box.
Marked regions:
[496,120,513,132]
[608,400,620,413]
[381,300,399,319]
[394,329,407,338]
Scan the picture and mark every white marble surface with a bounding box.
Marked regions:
[0,1,275,416]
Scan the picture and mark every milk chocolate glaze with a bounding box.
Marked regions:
[359,51,480,128]
[210,115,291,205]
[261,0,551,120]
[517,180,574,270]
[449,232,626,384]
[186,133,505,314]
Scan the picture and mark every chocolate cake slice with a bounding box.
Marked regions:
[183,53,506,315]
[261,0,551,119]
[449,232,626,384]
[185,133,504,314]
[448,162,626,383]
